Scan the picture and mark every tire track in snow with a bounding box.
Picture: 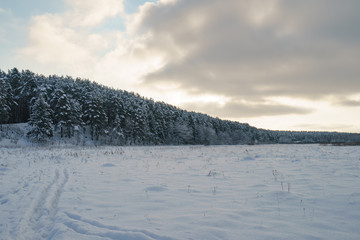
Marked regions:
[16,168,69,240]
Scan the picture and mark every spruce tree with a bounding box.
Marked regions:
[18,69,38,122]
[27,93,53,142]
[0,77,13,129]
[54,92,73,138]
[83,93,108,141]
[108,114,124,145]
[8,68,22,122]
[51,89,83,138]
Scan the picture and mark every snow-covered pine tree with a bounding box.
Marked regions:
[173,112,193,144]
[121,95,135,144]
[69,98,84,135]
[50,87,83,138]
[27,92,53,142]
[8,68,22,122]
[131,99,149,144]
[0,77,11,129]
[103,91,123,126]
[17,69,38,122]
[54,91,74,138]
[83,93,108,141]
[146,101,161,144]
[108,114,124,145]
[154,103,167,143]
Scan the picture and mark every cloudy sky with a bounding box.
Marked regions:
[1,0,360,132]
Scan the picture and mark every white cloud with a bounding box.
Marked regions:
[17,0,166,92]
[65,0,124,27]
[19,13,98,76]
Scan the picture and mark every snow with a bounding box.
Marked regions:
[0,144,360,239]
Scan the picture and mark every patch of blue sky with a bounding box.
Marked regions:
[93,1,158,33]
[0,0,65,18]
[0,4,28,69]
[92,14,126,33]
[124,0,157,14]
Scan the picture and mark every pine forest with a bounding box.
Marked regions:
[1,68,359,145]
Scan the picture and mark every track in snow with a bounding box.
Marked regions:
[16,168,69,240]
[56,211,175,240]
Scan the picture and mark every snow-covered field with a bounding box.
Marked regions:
[0,145,359,240]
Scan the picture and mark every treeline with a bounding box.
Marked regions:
[1,68,359,145]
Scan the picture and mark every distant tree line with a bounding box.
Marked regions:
[1,68,359,144]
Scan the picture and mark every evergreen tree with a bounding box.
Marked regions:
[54,92,77,138]
[103,91,124,126]
[8,68,22,122]
[153,104,167,143]
[27,93,53,142]
[147,101,163,144]
[122,96,135,144]
[69,98,84,133]
[127,99,149,144]
[0,78,11,129]
[173,116,193,144]
[17,69,38,122]
[8,68,21,93]
[83,93,108,141]
[108,114,124,145]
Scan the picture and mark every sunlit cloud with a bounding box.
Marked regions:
[65,0,124,27]
[19,13,99,76]
[16,0,166,92]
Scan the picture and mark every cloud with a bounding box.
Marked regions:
[183,100,313,118]
[18,13,100,75]
[133,0,360,113]
[334,96,360,107]
[340,100,360,107]
[16,0,164,90]
[65,0,124,27]
[292,123,358,133]
[15,0,360,124]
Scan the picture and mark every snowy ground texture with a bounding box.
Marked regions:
[1,145,360,240]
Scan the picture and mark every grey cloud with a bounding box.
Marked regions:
[183,101,313,118]
[292,123,357,133]
[335,98,360,107]
[341,100,360,107]
[135,0,360,116]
